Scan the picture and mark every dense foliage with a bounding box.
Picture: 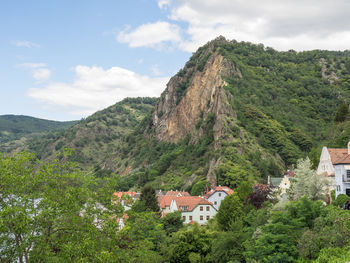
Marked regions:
[0,115,76,152]
[1,151,350,262]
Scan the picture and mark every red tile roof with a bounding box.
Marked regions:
[159,195,175,209]
[334,153,350,164]
[165,191,190,196]
[204,186,234,198]
[174,196,214,212]
[113,192,137,199]
[328,148,348,164]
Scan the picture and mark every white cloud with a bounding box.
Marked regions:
[151,64,162,76]
[28,65,169,117]
[16,62,51,82]
[13,40,40,48]
[117,21,181,49]
[120,0,350,52]
[32,68,51,82]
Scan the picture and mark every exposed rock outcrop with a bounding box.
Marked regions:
[152,40,241,146]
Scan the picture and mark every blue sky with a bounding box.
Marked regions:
[1,0,350,121]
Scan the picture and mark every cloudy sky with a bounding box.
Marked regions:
[1,0,350,121]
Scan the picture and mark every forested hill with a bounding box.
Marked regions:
[0,115,77,152]
[8,37,350,192]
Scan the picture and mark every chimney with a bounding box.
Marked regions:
[348,141,350,155]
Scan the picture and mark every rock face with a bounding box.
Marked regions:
[152,40,241,146]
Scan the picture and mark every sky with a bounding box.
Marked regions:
[1,0,350,121]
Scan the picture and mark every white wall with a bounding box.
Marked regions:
[207,191,228,210]
[181,204,217,225]
[317,147,334,176]
[335,164,350,197]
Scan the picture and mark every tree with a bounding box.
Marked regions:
[247,211,303,263]
[0,151,125,262]
[163,223,213,263]
[216,194,243,231]
[334,103,349,123]
[290,158,329,201]
[209,222,246,262]
[139,185,160,212]
[246,184,273,209]
[161,211,184,235]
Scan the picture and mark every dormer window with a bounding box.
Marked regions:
[180,206,188,211]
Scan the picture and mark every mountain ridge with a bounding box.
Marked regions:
[3,37,350,192]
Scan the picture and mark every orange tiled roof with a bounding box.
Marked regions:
[165,191,190,196]
[205,186,234,198]
[174,196,214,212]
[113,192,137,198]
[334,153,350,164]
[328,148,348,164]
[159,195,176,209]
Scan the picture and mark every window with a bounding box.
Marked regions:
[189,216,192,221]
[200,206,203,211]
[206,206,209,211]
[214,201,217,205]
[206,216,210,220]
[218,193,222,197]
[347,170,350,177]
[200,215,203,220]
[183,216,186,221]
[180,206,188,211]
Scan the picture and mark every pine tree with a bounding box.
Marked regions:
[140,185,160,212]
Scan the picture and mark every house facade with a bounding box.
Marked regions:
[158,191,190,215]
[169,196,217,225]
[316,142,350,196]
[334,142,350,198]
[204,186,234,210]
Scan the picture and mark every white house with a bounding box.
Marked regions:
[204,186,234,210]
[169,196,217,225]
[317,144,350,196]
[334,142,350,198]
[269,175,293,196]
[158,191,190,215]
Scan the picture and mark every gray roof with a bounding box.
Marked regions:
[270,177,283,187]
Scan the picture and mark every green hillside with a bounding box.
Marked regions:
[7,38,350,192]
[27,97,157,168]
[0,115,77,152]
[112,39,350,191]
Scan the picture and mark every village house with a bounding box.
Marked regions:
[268,171,295,198]
[316,145,349,192]
[333,142,350,198]
[204,186,234,210]
[158,191,190,215]
[113,191,140,211]
[169,196,217,225]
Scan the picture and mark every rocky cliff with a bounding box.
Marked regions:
[152,37,241,149]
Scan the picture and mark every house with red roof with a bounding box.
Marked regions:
[169,196,217,225]
[316,145,350,195]
[158,191,190,215]
[113,191,140,211]
[333,142,350,198]
[204,186,234,210]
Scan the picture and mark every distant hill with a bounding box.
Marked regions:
[0,115,77,152]
[8,37,350,192]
